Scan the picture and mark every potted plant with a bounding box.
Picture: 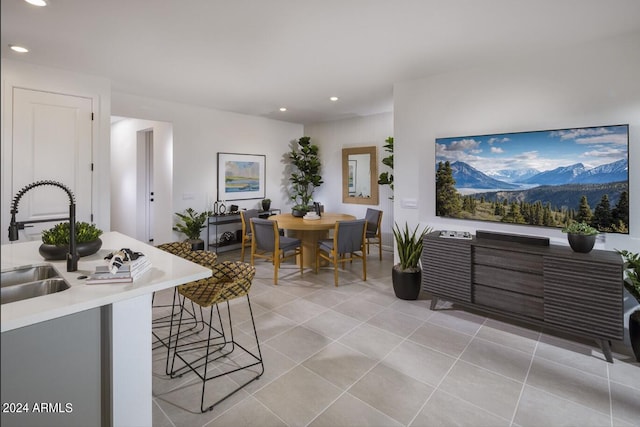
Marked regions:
[562,221,598,253]
[39,221,103,260]
[377,136,394,200]
[173,208,212,250]
[261,198,272,212]
[391,222,432,300]
[288,136,323,217]
[617,249,640,361]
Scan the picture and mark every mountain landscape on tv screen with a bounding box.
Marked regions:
[435,125,629,233]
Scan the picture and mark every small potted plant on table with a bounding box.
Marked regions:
[391,222,432,300]
[173,208,212,250]
[39,221,103,260]
[562,221,598,253]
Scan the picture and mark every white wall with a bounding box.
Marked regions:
[110,118,173,243]
[1,59,111,243]
[394,31,640,252]
[305,112,394,248]
[111,92,303,243]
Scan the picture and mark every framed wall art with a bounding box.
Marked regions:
[217,153,266,201]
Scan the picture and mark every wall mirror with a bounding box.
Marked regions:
[342,146,379,205]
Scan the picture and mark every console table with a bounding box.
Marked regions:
[422,231,623,362]
[207,210,280,253]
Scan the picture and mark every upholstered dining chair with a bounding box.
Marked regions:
[167,261,263,413]
[250,218,303,285]
[316,219,367,286]
[240,209,259,262]
[364,208,383,260]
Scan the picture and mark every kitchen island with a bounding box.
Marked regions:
[1,232,211,426]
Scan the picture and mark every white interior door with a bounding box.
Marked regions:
[12,88,93,240]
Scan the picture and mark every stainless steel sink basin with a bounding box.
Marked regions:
[1,264,70,304]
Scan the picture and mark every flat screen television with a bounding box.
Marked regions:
[435,124,629,234]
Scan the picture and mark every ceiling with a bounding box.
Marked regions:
[3,0,640,125]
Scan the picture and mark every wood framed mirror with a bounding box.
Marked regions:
[342,146,379,205]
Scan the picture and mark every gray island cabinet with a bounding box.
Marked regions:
[422,231,623,362]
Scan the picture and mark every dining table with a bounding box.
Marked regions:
[269,212,356,269]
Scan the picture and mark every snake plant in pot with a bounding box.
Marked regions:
[617,249,640,362]
[392,222,432,300]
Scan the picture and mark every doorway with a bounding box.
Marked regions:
[110,117,173,244]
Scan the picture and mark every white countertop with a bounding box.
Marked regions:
[1,232,211,332]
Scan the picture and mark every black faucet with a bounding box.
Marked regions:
[8,180,79,272]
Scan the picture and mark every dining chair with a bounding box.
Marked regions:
[240,209,259,262]
[364,208,383,260]
[250,218,303,285]
[166,261,263,413]
[316,219,367,286]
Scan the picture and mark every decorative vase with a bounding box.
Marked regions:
[567,233,596,253]
[630,309,640,362]
[39,238,103,260]
[392,266,421,300]
[291,207,307,217]
[262,200,271,212]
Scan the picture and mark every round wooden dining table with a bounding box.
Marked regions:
[269,212,356,268]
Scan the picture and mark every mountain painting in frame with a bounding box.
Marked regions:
[217,153,266,201]
[435,124,629,234]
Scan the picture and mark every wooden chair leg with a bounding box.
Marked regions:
[273,250,280,285]
[378,238,382,261]
[299,246,304,276]
[333,253,339,287]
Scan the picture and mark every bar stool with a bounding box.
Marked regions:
[167,261,263,412]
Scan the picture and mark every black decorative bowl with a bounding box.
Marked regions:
[39,238,103,260]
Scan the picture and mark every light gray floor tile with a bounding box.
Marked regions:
[226,344,297,395]
[359,287,399,307]
[272,297,327,323]
[338,322,404,360]
[411,389,510,427]
[390,298,435,321]
[302,288,350,308]
[349,363,435,425]
[367,307,426,338]
[526,357,611,414]
[237,310,296,341]
[536,333,609,377]
[514,385,612,427]
[253,365,342,427]
[303,341,378,390]
[152,399,174,427]
[207,396,287,427]
[302,308,363,340]
[309,392,403,427]
[332,296,386,321]
[610,380,640,425]
[476,317,540,354]
[608,360,640,391]
[461,337,534,382]
[427,309,486,335]
[408,322,473,357]
[265,325,331,363]
[438,360,523,420]
[249,287,300,311]
[381,339,456,387]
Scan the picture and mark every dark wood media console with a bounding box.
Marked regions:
[422,231,624,362]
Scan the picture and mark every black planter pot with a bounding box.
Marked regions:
[630,309,640,362]
[188,239,205,251]
[39,238,103,260]
[392,266,421,300]
[262,200,271,212]
[567,233,596,253]
[291,208,307,217]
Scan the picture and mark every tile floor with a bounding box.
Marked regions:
[151,249,640,427]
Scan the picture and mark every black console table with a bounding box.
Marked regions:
[422,230,623,362]
[207,209,280,253]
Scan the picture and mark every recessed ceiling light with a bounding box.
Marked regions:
[25,0,47,6]
[9,45,29,53]
[279,107,287,112]
[329,96,339,102]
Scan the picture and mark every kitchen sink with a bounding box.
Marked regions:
[1,264,70,304]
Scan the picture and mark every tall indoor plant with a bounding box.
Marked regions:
[392,222,432,300]
[288,136,323,217]
[617,249,640,362]
[173,208,212,250]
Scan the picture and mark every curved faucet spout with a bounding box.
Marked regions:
[9,180,78,272]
